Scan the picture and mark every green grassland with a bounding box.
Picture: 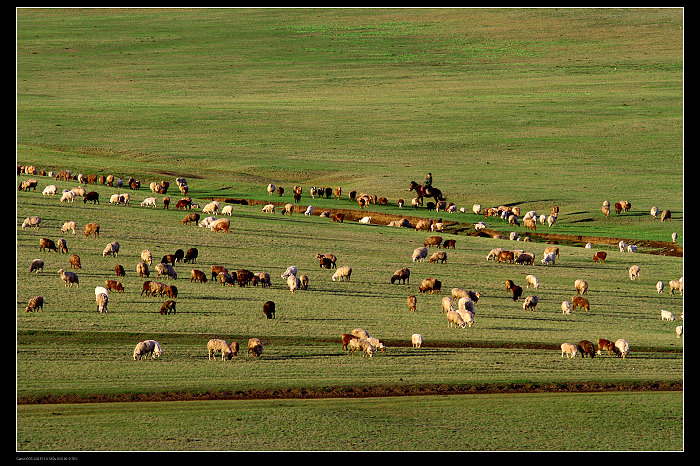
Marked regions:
[16,8,683,452]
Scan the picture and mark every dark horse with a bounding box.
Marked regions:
[409,181,445,206]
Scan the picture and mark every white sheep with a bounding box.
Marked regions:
[221,205,234,216]
[441,296,455,314]
[267,183,275,195]
[109,193,121,204]
[561,301,571,315]
[669,280,683,295]
[133,340,162,360]
[281,266,298,279]
[541,252,556,265]
[661,310,675,321]
[574,279,588,295]
[95,286,109,299]
[615,339,629,359]
[547,215,556,227]
[332,265,352,282]
[561,343,578,358]
[522,295,538,311]
[261,204,276,213]
[61,221,77,235]
[628,265,640,281]
[155,262,177,280]
[141,250,153,265]
[656,281,664,293]
[650,206,659,218]
[525,274,540,289]
[42,185,57,196]
[287,274,300,293]
[140,197,157,208]
[584,242,593,249]
[627,244,637,253]
[486,248,503,261]
[475,222,486,231]
[60,190,76,203]
[366,337,386,353]
[472,204,481,214]
[58,269,79,287]
[457,296,475,315]
[411,333,423,348]
[412,247,428,262]
[456,307,475,327]
[618,240,626,253]
[22,216,41,229]
[446,310,467,328]
[358,216,372,224]
[102,241,120,257]
[304,205,313,216]
[247,338,263,357]
[207,339,234,360]
[198,216,216,228]
[676,326,683,338]
[351,328,370,339]
[96,292,109,313]
[347,338,375,357]
[202,201,220,214]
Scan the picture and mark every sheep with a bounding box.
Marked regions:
[39,238,58,253]
[29,259,44,273]
[198,216,216,228]
[411,333,423,348]
[446,310,467,328]
[391,267,411,285]
[263,301,275,319]
[281,266,298,279]
[618,240,626,253]
[475,222,486,231]
[207,339,233,360]
[577,340,596,358]
[574,279,588,295]
[596,339,618,356]
[511,285,523,302]
[523,216,537,231]
[524,274,540,290]
[261,204,276,213]
[457,296,475,315]
[671,232,678,243]
[560,343,578,359]
[676,326,683,338]
[347,338,375,357]
[412,247,428,262]
[418,278,441,294]
[656,281,664,293]
[218,272,236,286]
[137,261,150,278]
[459,309,475,328]
[202,201,220,214]
[315,253,337,268]
[650,206,659,218]
[441,296,455,314]
[628,265,640,281]
[281,203,294,215]
[358,216,371,224]
[332,266,352,282]
[543,246,559,258]
[155,263,177,280]
[297,274,309,290]
[660,209,671,222]
[56,238,68,254]
[210,217,230,233]
[486,248,504,261]
[164,284,178,299]
[614,339,629,359]
[190,269,208,283]
[498,251,515,264]
[341,333,359,350]
[627,244,637,253]
[96,292,109,313]
[247,338,263,357]
[572,296,590,312]
[428,251,448,264]
[442,239,456,249]
[593,251,607,263]
[133,340,158,360]
[255,272,271,288]
[42,184,57,196]
[407,294,417,312]
[472,204,481,215]
[102,241,120,258]
[105,279,125,293]
[140,197,157,208]
[61,221,77,235]
[540,252,556,265]
[561,301,571,315]
[58,269,79,287]
[22,216,41,230]
[287,274,300,293]
[25,295,44,312]
[183,248,199,263]
[505,280,516,292]
[661,310,675,321]
[236,269,256,287]
[82,223,100,239]
[522,295,538,311]
[423,236,442,248]
[60,190,77,203]
[350,328,370,340]
[182,212,200,225]
[366,337,386,353]
[669,280,683,295]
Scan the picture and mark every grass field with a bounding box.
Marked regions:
[16,8,684,452]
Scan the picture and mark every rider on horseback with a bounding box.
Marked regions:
[424,172,432,189]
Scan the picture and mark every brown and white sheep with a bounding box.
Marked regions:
[25,295,44,312]
[207,339,233,360]
[247,338,263,357]
[418,278,441,294]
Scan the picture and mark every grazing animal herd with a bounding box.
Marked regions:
[18,165,683,365]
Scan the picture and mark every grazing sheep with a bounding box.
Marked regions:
[58,269,79,287]
[358,216,371,224]
[511,285,523,302]
[155,263,177,280]
[525,274,540,289]
[442,239,456,249]
[407,294,417,312]
[627,244,637,253]
[105,279,124,293]
[341,333,359,350]
[25,295,44,313]
[441,296,455,314]
[614,339,629,359]
[281,203,294,215]
[656,281,664,293]
[261,204,276,214]
[411,333,423,348]
[102,241,120,257]
[428,251,448,264]
[190,269,208,283]
[561,343,578,359]
[42,184,57,196]
[140,197,157,208]
[596,339,618,356]
[263,301,275,319]
[281,266,298,279]
[592,251,607,263]
[366,337,386,353]
[457,297,475,315]
[577,340,596,358]
[202,201,220,214]
[540,252,556,265]
[660,209,671,222]
[543,246,559,258]
[572,296,590,312]
[574,279,588,295]
[332,266,352,282]
[247,338,263,357]
[628,265,640,281]
[423,236,442,248]
[522,295,538,311]
[561,301,571,315]
[133,340,160,360]
[504,279,516,292]
[351,328,370,340]
[83,223,100,239]
[497,251,515,264]
[210,217,230,233]
[412,247,428,262]
[669,280,683,295]
[255,272,271,288]
[60,190,76,203]
[347,338,375,357]
[315,253,337,268]
[96,292,109,313]
[198,216,216,228]
[661,310,675,321]
[61,221,77,235]
[164,284,178,299]
[391,267,411,285]
[181,248,198,264]
[39,238,58,253]
[418,278,441,294]
[446,310,467,328]
[182,212,200,225]
[208,339,233,360]
[29,259,45,273]
[137,261,150,278]
[22,216,41,230]
[236,269,256,287]
[287,274,300,293]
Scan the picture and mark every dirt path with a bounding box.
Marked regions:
[217,197,683,257]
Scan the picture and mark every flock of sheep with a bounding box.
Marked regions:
[18,164,683,364]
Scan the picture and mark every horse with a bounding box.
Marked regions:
[409,181,445,206]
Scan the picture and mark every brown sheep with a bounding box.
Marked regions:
[83,223,100,238]
[423,236,442,248]
[523,217,537,231]
[333,213,345,223]
[263,301,275,319]
[341,333,359,350]
[418,278,441,294]
[105,279,124,293]
[505,279,516,292]
[572,296,590,312]
[182,212,200,225]
[315,253,337,268]
[614,202,623,214]
[593,251,607,263]
[577,340,596,358]
[69,254,81,269]
[57,238,68,254]
[190,269,208,283]
[211,265,228,281]
[391,267,411,285]
[407,294,417,312]
[163,284,178,299]
[160,300,176,315]
[442,239,456,249]
[183,248,198,263]
[236,269,255,287]
[141,281,153,296]
[428,251,448,264]
[596,339,618,356]
[25,295,44,312]
[176,198,193,210]
[497,251,515,264]
[660,209,671,222]
[115,264,126,277]
[318,257,333,269]
[161,254,177,265]
[39,238,58,253]
[511,285,523,302]
[333,187,342,200]
[83,191,99,204]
